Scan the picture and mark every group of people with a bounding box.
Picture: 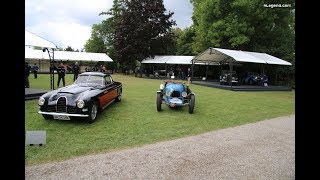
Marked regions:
[55,62,80,87]
[25,61,81,88]
[85,65,107,73]
[25,62,39,88]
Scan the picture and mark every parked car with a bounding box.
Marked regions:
[38,72,122,123]
[243,72,266,85]
[156,79,195,113]
[219,70,238,85]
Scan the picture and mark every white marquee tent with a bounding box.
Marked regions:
[25,47,113,62]
[141,55,210,65]
[193,47,292,65]
[25,30,57,49]
[142,56,194,64]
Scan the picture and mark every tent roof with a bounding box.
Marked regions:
[141,55,208,65]
[25,30,57,49]
[25,47,113,62]
[86,52,114,62]
[193,47,292,66]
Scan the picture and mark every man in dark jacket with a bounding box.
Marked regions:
[73,62,80,81]
[57,63,66,87]
[25,62,31,88]
[187,68,191,85]
[32,63,39,79]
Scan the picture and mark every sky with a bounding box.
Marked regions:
[25,0,193,51]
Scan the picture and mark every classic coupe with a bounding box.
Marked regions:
[156,79,195,113]
[38,72,122,123]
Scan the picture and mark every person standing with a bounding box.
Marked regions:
[32,63,39,79]
[25,62,31,88]
[57,63,66,87]
[187,68,191,85]
[73,62,80,81]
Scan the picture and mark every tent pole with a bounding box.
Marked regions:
[287,67,289,87]
[229,62,233,89]
[191,59,194,79]
[205,63,208,80]
[165,62,167,78]
[44,48,55,90]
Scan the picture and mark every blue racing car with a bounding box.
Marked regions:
[156,80,195,113]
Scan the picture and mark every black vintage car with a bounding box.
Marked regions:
[38,72,122,123]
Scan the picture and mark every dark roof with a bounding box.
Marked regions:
[79,72,109,77]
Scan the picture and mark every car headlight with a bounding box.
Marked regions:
[77,100,85,108]
[165,91,171,97]
[38,97,45,106]
[182,91,187,98]
[160,84,164,90]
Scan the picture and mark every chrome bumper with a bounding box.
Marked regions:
[38,111,89,117]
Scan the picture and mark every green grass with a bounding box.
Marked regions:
[25,74,295,165]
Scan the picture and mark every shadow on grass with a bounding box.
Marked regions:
[41,101,124,125]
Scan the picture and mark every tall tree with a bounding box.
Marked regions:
[113,0,176,68]
[191,0,295,86]
[90,0,124,59]
[64,46,74,51]
[191,0,295,55]
[176,26,196,55]
[84,23,107,53]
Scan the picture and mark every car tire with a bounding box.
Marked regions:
[156,92,162,111]
[115,89,122,102]
[188,94,195,114]
[87,101,98,123]
[42,114,51,120]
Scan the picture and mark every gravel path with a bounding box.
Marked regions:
[26,115,295,179]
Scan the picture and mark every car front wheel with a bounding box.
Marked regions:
[87,102,98,123]
[188,94,195,114]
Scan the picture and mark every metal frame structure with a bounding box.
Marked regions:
[43,48,55,90]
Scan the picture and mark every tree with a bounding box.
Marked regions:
[64,46,74,51]
[191,0,294,54]
[84,23,107,53]
[191,0,295,86]
[176,26,196,55]
[113,0,176,68]
[99,0,124,61]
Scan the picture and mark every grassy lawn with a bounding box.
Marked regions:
[25,73,295,165]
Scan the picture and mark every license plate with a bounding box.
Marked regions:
[53,115,70,120]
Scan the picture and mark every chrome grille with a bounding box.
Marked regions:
[56,97,67,112]
[46,106,56,112]
[171,90,180,98]
[67,106,78,114]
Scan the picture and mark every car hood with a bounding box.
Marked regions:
[165,84,184,93]
[57,85,93,94]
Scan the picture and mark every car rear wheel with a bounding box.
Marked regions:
[42,114,51,120]
[87,102,98,123]
[156,92,162,111]
[188,94,195,114]
[115,89,122,102]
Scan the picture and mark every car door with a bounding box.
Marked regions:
[98,76,118,108]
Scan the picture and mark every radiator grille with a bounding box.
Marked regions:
[171,90,180,98]
[56,97,67,112]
